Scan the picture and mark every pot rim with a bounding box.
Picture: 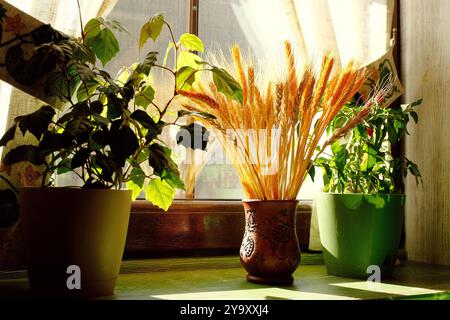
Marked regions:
[316,192,405,197]
[19,186,131,193]
[242,199,299,203]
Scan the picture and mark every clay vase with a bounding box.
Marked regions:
[240,200,301,285]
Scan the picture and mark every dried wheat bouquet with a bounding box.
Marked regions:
[179,41,383,200]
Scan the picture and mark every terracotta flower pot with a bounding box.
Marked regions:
[19,187,132,298]
[240,200,301,285]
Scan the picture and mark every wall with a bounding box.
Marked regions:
[401,0,450,265]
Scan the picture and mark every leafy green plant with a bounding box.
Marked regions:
[314,99,423,194]
[0,13,242,211]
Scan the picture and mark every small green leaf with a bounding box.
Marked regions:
[360,144,377,172]
[176,66,196,90]
[411,99,423,107]
[139,13,164,51]
[163,41,174,66]
[145,177,175,211]
[83,18,102,39]
[211,67,243,103]
[135,85,156,108]
[410,111,419,124]
[179,33,204,52]
[307,165,315,182]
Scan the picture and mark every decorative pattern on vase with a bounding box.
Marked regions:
[240,200,301,284]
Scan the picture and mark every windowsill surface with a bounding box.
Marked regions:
[1,254,450,300]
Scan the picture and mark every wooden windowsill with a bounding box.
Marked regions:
[1,254,450,300]
[125,200,313,256]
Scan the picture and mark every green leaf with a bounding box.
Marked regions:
[176,66,196,90]
[307,165,315,182]
[135,85,156,108]
[360,144,377,172]
[71,148,91,170]
[126,166,147,200]
[77,79,100,102]
[126,180,143,201]
[130,110,156,129]
[57,158,72,175]
[83,18,102,39]
[161,167,185,190]
[109,123,139,167]
[211,67,243,103]
[136,51,158,75]
[145,177,175,211]
[411,99,423,107]
[163,41,174,66]
[410,111,419,124]
[148,143,172,176]
[139,13,164,51]
[331,140,344,155]
[177,51,202,70]
[39,132,72,155]
[85,28,120,66]
[130,166,146,188]
[3,145,46,166]
[65,118,92,138]
[17,105,56,141]
[179,33,204,52]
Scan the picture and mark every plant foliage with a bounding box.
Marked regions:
[314,99,423,194]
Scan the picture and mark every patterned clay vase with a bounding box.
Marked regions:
[240,200,301,285]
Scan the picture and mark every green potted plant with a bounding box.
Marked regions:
[179,44,388,284]
[0,11,233,297]
[314,98,422,279]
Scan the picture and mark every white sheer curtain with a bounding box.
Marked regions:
[0,0,117,269]
[230,0,394,68]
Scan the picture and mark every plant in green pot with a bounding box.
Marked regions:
[314,98,422,279]
[0,13,221,297]
[179,43,388,285]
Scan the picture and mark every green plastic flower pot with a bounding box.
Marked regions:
[316,193,405,279]
[20,187,132,298]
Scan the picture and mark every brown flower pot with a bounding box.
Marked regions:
[19,187,132,298]
[240,200,301,285]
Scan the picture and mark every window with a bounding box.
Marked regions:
[107,0,321,200]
